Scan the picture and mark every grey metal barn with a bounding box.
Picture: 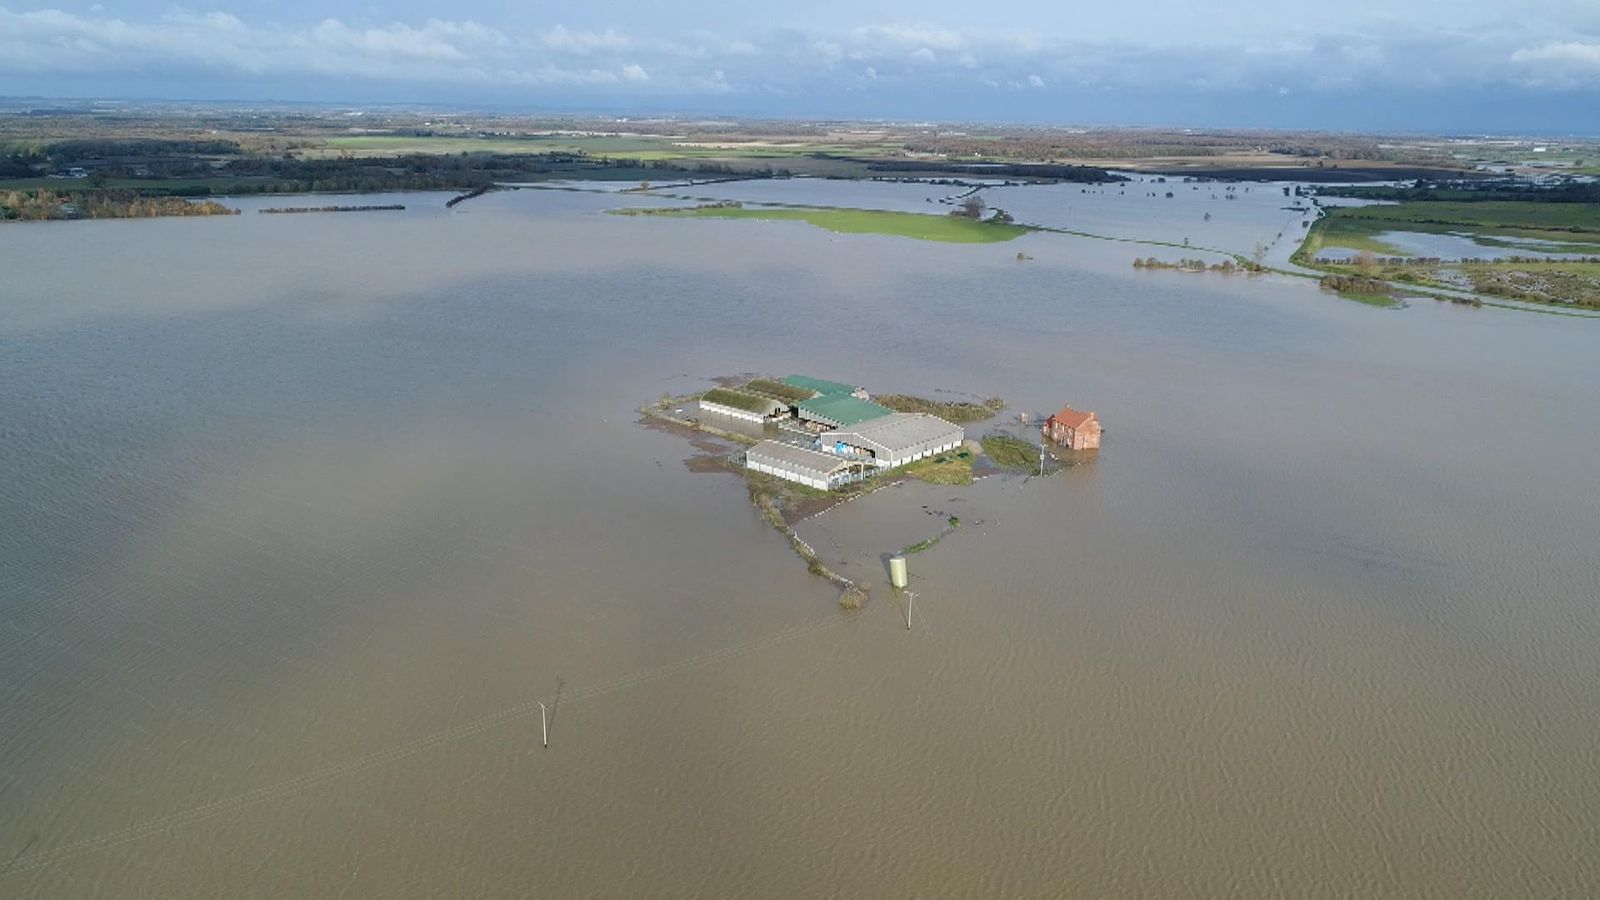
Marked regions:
[746,441,869,490]
[820,414,965,468]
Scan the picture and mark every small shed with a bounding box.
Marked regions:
[746,441,867,490]
[1043,406,1101,450]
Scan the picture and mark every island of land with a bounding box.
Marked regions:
[641,374,1082,608]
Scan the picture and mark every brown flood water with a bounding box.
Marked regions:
[2,185,1598,897]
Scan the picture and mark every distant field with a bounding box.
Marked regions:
[0,175,287,193]
[319,134,878,161]
[619,205,1031,243]
[1334,201,1600,234]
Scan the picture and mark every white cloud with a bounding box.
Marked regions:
[0,6,1596,104]
[853,24,965,51]
[1512,40,1600,70]
[540,25,629,55]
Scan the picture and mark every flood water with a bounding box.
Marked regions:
[3,184,1599,898]
[1316,229,1600,262]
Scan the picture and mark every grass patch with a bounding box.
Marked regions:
[900,452,974,485]
[743,378,815,403]
[979,434,1040,469]
[616,204,1031,243]
[1300,215,1406,256]
[877,394,1003,422]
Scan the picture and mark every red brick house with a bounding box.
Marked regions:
[1043,406,1101,450]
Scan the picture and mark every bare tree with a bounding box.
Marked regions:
[958,195,987,219]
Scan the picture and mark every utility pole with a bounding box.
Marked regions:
[905,590,916,631]
[1039,440,1046,477]
[539,702,548,749]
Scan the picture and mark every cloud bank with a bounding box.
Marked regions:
[1,5,1597,128]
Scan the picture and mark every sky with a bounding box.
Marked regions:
[3,1,1600,132]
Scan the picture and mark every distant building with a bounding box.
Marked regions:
[747,441,869,490]
[1043,406,1101,450]
[796,394,894,429]
[822,413,964,469]
[782,375,870,400]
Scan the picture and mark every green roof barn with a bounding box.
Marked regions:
[782,375,868,399]
[796,394,893,429]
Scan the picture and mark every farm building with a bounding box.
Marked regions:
[746,441,870,490]
[782,375,870,400]
[796,394,894,429]
[699,388,789,423]
[821,413,965,469]
[743,378,818,405]
[1043,406,1101,450]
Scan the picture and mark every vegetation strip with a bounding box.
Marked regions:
[610,203,1031,243]
[876,394,1004,423]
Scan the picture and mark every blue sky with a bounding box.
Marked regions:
[3,1,1599,132]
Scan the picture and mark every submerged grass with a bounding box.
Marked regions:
[1292,208,1600,310]
[900,450,974,485]
[979,434,1041,469]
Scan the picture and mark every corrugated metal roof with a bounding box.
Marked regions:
[822,413,963,454]
[797,394,893,427]
[747,441,855,476]
[783,375,861,396]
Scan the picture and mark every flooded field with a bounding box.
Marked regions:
[3,183,1599,897]
[1317,229,1600,261]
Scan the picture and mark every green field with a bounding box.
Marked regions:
[1331,199,1600,232]
[619,205,1031,243]
[320,134,875,161]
